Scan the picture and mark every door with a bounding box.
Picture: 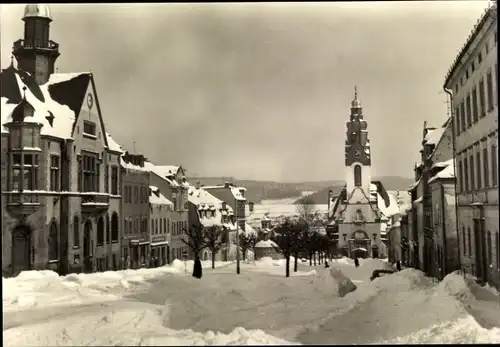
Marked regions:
[372,247,379,258]
[12,226,31,276]
[83,221,92,273]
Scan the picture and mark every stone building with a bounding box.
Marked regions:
[443,4,498,288]
[120,152,150,269]
[327,88,399,259]
[149,185,173,266]
[1,5,122,276]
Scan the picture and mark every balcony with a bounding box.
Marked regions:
[6,191,41,216]
[81,193,109,215]
[13,39,60,54]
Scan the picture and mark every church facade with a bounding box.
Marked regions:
[328,88,395,259]
[1,5,123,276]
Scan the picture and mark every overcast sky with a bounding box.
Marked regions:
[0,2,490,182]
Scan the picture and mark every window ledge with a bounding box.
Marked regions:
[73,246,80,250]
[48,259,59,264]
[83,133,97,140]
[112,240,119,244]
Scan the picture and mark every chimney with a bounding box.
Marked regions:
[196,180,201,189]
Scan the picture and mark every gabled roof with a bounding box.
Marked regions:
[47,72,91,116]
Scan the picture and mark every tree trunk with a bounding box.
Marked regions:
[242,249,246,261]
[285,255,290,278]
[319,252,322,265]
[313,252,317,266]
[309,253,313,266]
[293,253,298,272]
[211,251,215,269]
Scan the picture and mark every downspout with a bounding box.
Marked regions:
[440,183,447,278]
[443,87,461,272]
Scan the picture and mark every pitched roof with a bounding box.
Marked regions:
[46,72,91,115]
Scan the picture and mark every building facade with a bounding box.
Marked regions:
[1,5,121,276]
[328,88,398,259]
[149,185,173,266]
[443,4,499,287]
[120,152,150,269]
[146,164,189,262]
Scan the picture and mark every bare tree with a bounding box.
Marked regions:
[296,196,318,222]
[204,225,224,269]
[238,232,258,261]
[272,218,302,278]
[181,223,207,276]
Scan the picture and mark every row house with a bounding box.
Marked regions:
[1,5,122,276]
[443,3,499,288]
[145,163,189,262]
[120,152,150,269]
[149,185,173,266]
[187,182,236,261]
[407,119,454,275]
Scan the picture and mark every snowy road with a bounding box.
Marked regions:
[3,257,500,345]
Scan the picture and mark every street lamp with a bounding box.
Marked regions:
[233,200,255,275]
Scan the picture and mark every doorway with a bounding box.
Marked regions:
[372,247,379,258]
[12,226,31,276]
[83,220,93,273]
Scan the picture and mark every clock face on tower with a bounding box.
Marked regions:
[87,93,94,109]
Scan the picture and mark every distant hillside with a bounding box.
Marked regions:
[294,176,414,205]
[189,177,344,203]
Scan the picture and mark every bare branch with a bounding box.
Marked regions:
[204,225,224,254]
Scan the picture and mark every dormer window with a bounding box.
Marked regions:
[83,121,97,138]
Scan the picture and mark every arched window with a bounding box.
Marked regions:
[106,214,110,244]
[111,212,119,242]
[48,222,58,261]
[354,165,362,187]
[356,209,363,222]
[97,217,104,245]
[73,215,80,248]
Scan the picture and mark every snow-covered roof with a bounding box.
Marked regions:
[202,184,247,201]
[413,196,423,205]
[408,178,421,190]
[144,161,181,188]
[1,68,79,139]
[120,156,148,172]
[428,159,455,184]
[424,127,445,146]
[255,240,278,248]
[188,185,235,229]
[244,223,258,236]
[105,133,123,153]
[149,186,174,206]
[377,191,400,218]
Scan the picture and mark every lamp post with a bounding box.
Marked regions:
[233,201,254,275]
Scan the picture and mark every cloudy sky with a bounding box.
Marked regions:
[0,2,491,182]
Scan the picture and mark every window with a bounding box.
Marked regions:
[134,218,139,234]
[373,234,377,241]
[466,94,472,128]
[476,151,482,189]
[455,107,461,135]
[342,234,347,241]
[485,42,489,55]
[462,226,467,256]
[483,147,490,188]
[111,166,118,195]
[479,79,486,116]
[458,160,463,192]
[455,84,459,93]
[106,214,110,244]
[151,219,154,234]
[354,165,362,187]
[12,153,39,191]
[111,212,119,242]
[48,222,58,261]
[82,154,98,192]
[78,159,82,191]
[104,165,109,193]
[468,227,472,256]
[83,121,96,136]
[167,219,170,233]
[492,144,498,186]
[465,69,469,79]
[163,218,167,234]
[464,157,469,192]
[73,215,80,248]
[155,219,159,235]
[478,52,483,63]
[486,72,494,111]
[460,101,466,131]
[134,186,139,204]
[471,61,475,72]
[97,216,105,245]
[472,88,478,123]
[124,218,129,235]
[50,155,60,191]
[469,154,475,191]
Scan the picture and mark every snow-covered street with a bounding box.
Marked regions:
[3,258,500,345]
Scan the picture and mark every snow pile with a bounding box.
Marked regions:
[310,267,357,297]
[4,301,296,346]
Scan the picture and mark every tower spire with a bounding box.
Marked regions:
[354,85,358,100]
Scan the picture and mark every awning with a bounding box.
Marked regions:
[151,241,169,247]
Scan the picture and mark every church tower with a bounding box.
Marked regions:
[12,4,60,85]
[344,86,372,198]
